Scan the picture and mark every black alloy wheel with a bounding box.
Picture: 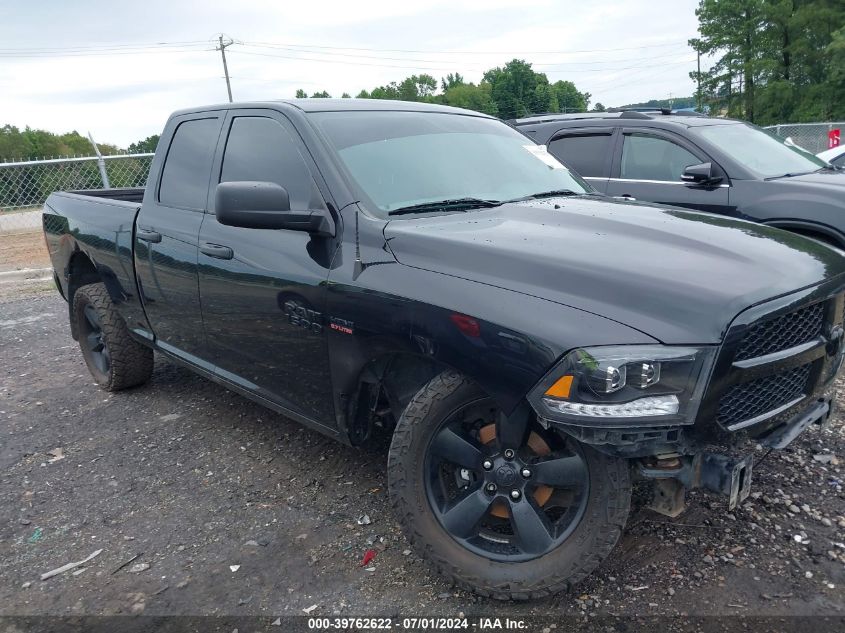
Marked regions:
[388,370,631,599]
[80,303,111,376]
[424,401,589,562]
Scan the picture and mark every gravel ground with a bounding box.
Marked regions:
[1,283,844,621]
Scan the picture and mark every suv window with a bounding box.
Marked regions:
[620,133,699,182]
[547,133,612,177]
[220,116,325,210]
[159,117,220,209]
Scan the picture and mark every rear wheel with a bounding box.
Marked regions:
[72,282,153,391]
[388,370,631,600]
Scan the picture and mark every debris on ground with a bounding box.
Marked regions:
[128,563,150,573]
[356,514,372,526]
[360,549,377,567]
[46,447,65,463]
[229,565,240,572]
[40,549,103,581]
[27,527,42,543]
[302,604,318,614]
[112,553,142,575]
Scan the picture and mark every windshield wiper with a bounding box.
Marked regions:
[505,189,580,202]
[388,197,502,216]
[765,170,816,180]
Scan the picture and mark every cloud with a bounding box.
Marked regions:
[1,0,702,148]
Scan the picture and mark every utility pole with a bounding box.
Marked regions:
[696,50,702,112]
[216,34,234,102]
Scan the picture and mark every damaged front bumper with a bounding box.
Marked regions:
[635,393,836,516]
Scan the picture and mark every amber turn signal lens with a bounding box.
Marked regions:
[544,375,573,399]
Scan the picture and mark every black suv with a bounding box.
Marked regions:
[513,111,845,247]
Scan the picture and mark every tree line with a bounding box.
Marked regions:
[295,59,592,120]
[692,0,845,124]
[0,125,161,162]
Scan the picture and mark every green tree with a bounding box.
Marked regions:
[691,0,845,124]
[341,92,351,98]
[592,102,606,112]
[441,72,465,92]
[692,0,768,121]
[295,89,308,98]
[311,90,332,98]
[483,59,547,119]
[482,59,589,118]
[442,82,497,115]
[551,80,590,113]
[128,134,160,154]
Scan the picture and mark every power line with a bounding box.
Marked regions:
[0,46,213,59]
[242,40,689,55]
[232,48,695,74]
[0,39,210,52]
[237,42,691,68]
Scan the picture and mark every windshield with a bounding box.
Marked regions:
[693,122,827,179]
[309,111,590,216]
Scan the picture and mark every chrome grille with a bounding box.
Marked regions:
[717,364,811,429]
[734,302,824,361]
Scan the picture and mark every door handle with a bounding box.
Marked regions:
[613,195,637,201]
[200,242,234,260]
[136,229,162,243]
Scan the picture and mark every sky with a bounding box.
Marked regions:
[0,0,706,149]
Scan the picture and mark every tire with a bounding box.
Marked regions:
[72,282,154,391]
[388,370,631,600]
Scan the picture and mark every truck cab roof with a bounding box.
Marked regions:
[171,98,492,117]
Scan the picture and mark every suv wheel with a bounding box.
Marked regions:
[388,370,631,600]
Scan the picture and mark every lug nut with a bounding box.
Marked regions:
[510,489,522,500]
[504,449,515,460]
[486,483,497,494]
[521,468,532,479]
[482,459,493,471]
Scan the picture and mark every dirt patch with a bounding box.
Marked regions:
[0,293,843,620]
[0,231,50,273]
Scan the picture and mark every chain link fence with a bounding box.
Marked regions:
[0,154,153,234]
[765,122,844,155]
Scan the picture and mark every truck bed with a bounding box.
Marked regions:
[65,187,145,204]
[43,189,147,334]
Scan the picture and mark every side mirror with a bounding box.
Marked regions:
[215,181,334,236]
[681,162,722,185]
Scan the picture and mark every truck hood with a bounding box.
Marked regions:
[384,197,845,343]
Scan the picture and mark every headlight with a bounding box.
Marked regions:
[527,345,716,427]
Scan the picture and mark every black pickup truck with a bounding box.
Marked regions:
[43,99,845,600]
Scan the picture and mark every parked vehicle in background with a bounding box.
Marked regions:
[513,110,845,247]
[42,100,845,600]
[818,145,845,167]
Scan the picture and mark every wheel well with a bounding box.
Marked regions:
[768,224,844,249]
[67,252,101,340]
[346,353,452,446]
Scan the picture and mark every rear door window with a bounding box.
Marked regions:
[620,133,700,181]
[158,117,220,209]
[547,133,613,177]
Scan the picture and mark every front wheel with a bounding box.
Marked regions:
[388,371,631,600]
